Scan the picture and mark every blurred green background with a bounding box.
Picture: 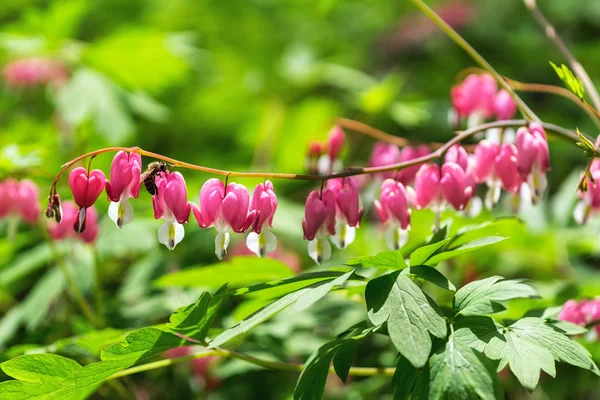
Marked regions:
[1,0,600,399]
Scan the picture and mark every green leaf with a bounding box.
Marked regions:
[210,271,354,348]
[0,354,97,400]
[550,61,585,99]
[348,250,408,269]
[409,239,450,266]
[392,357,418,400]
[294,327,376,400]
[165,287,225,341]
[154,256,295,288]
[401,265,456,291]
[413,333,502,400]
[425,236,507,266]
[548,320,588,335]
[365,271,446,367]
[453,276,539,317]
[454,317,600,391]
[332,340,357,383]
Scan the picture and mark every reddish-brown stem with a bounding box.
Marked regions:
[49,120,579,196]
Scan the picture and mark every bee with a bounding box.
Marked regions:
[140,161,168,195]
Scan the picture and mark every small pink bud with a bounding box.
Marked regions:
[249,180,278,233]
[440,162,473,211]
[493,89,517,120]
[374,179,411,229]
[301,190,336,241]
[369,142,402,180]
[396,145,430,185]
[69,167,106,209]
[105,151,142,202]
[326,126,345,160]
[414,163,441,209]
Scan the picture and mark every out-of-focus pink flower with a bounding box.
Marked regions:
[152,171,191,250]
[445,145,470,172]
[414,163,442,210]
[369,142,402,180]
[516,123,550,202]
[306,141,325,174]
[106,151,142,228]
[193,179,252,259]
[3,58,68,88]
[315,126,345,176]
[326,126,345,160]
[302,189,336,264]
[558,298,600,335]
[0,179,40,224]
[374,179,411,250]
[574,162,600,224]
[396,145,430,185]
[451,74,497,119]
[191,356,221,391]
[441,162,473,211]
[246,180,278,257]
[327,178,364,249]
[494,89,517,120]
[48,201,100,244]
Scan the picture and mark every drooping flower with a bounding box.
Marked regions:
[413,163,442,210]
[246,180,278,257]
[516,122,550,202]
[152,171,191,250]
[0,179,40,224]
[48,201,100,244]
[440,162,473,211]
[574,161,600,224]
[474,140,521,209]
[395,145,430,185]
[558,298,600,335]
[327,178,364,249]
[302,189,336,264]
[3,58,68,88]
[105,151,142,229]
[317,126,346,175]
[493,89,517,120]
[193,179,252,259]
[451,74,497,124]
[69,167,106,233]
[374,179,411,250]
[369,142,402,180]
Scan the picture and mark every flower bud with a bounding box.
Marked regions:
[451,74,497,119]
[302,189,336,264]
[327,178,364,249]
[414,163,441,210]
[246,181,278,257]
[493,89,517,120]
[374,179,411,250]
[440,162,473,211]
[152,171,191,250]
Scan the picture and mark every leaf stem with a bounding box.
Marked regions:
[106,348,396,381]
[409,0,539,122]
[523,0,600,112]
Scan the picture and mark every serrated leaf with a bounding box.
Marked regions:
[100,328,184,361]
[413,333,502,400]
[454,317,600,391]
[409,239,450,266]
[392,357,418,400]
[365,272,446,368]
[348,250,407,269]
[425,236,507,266]
[154,256,295,288]
[210,272,354,348]
[332,340,357,383]
[453,276,539,317]
[547,320,588,335]
[401,265,455,291]
[550,61,585,99]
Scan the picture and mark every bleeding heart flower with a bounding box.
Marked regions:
[414,163,442,210]
[374,179,411,250]
[369,142,402,180]
[516,123,550,202]
[440,162,473,211]
[327,178,364,249]
[494,89,517,120]
[316,126,346,175]
[106,151,142,229]
[69,167,106,234]
[48,200,100,244]
[246,180,278,257]
[451,74,497,123]
[152,171,191,250]
[302,189,336,264]
[193,179,253,259]
[396,145,430,185]
[574,162,600,224]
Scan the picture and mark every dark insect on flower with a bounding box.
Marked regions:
[140,161,168,195]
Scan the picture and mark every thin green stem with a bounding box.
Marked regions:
[92,247,104,325]
[523,0,600,112]
[107,348,395,381]
[410,0,539,122]
[38,222,101,328]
